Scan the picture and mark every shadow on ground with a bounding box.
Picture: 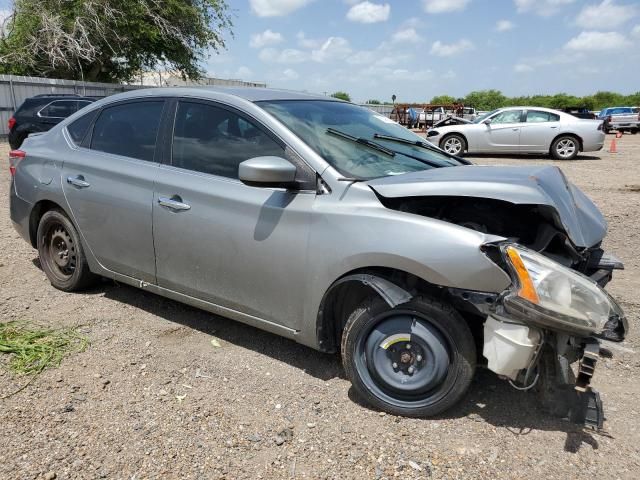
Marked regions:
[61,274,606,454]
[465,153,602,162]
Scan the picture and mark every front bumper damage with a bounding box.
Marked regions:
[452,251,627,430]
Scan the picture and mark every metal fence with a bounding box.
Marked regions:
[0,74,146,136]
[359,104,395,117]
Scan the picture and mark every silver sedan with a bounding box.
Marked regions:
[427,107,605,159]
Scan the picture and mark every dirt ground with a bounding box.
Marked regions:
[1,134,639,480]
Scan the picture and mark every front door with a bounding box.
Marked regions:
[61,100,165,283]
[152,100,315,330]
[482,109,524,152]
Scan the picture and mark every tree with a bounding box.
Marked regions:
[0,0,232,82]
[331,91,351,102]
[463,90,507,111]
[366,99,381,104]
[430,95,456,105]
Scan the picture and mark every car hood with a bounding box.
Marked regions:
[367,165,607,248]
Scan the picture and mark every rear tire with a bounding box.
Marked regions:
[440,134,467,156]
[37,209,97,291]
[341,295,476,417]
[550,135,579,160]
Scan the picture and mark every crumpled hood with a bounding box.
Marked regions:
[368,165,607,248]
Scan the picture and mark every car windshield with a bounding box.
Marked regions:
[258,100,464,180]
[473,109,499,123]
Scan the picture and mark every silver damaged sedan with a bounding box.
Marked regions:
[427,106,605,159]
[8,88,626,428]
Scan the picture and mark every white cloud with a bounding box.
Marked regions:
[296,31,322,49]
[633,24,640,38]
[495,20,514,32]
[564,31,631,51]
[282,68,299,80]
[514,0,575,17]
[235,66,254,78]
[430,39,475,56]
[391,28,422,43]
[311,36,352,62]
[576,0,637,29]
[249,0,313,17]
[422,0,471,14]
[346,2,390,23]
[259,47,308,63]
[249,29,284,48]
[514,63,534,73]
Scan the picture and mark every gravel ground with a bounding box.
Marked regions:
[1,135,639,480]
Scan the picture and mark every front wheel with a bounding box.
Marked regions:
[551,136,579,160]
[440,134,467,156]
[37,209,97,291]
[341,296,476,417]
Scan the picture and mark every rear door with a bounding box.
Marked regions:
[152,99,315,329]
[482,109,524,152]
[61,99,166,283]
[518,109,561,152]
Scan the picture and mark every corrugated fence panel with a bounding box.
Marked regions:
[0,75,145,136]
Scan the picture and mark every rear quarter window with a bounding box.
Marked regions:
[67,109,99,146]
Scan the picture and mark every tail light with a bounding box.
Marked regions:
[9,149,25,176]
[7,117,16,131]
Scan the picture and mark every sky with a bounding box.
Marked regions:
[1,0,639,102]
[204,0,640,102]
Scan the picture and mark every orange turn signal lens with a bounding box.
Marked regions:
[505,246,540,304]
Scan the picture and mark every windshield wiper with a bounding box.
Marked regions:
[372,133,471,165]
[327,128,395,157]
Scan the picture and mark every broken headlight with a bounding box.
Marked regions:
[499,244,625,336]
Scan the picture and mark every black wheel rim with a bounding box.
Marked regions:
[41,222,77,282]
[354,310,458,409]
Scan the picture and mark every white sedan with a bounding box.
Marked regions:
[426,107,605,160]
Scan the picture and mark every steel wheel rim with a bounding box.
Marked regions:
[354,310,457,408]
[556,138,576,158]
[443,137,462,155]
[42,223,77,281]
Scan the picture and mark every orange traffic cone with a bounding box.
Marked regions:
[609,138,618,153]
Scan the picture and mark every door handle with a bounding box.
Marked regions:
[512,128,519,131]
[67,175,90,188]
[550,126,558,129]
[158,196,191,211]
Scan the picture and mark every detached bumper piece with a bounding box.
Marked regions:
[571,341,604,430]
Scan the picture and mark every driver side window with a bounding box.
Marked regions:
[491,110,523,124]
[172,101,285,179]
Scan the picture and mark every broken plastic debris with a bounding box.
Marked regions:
[210,339,222,348]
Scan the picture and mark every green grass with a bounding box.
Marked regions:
[0,321,88,375]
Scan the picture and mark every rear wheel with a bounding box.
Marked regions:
[341,296,476,417]
[37,209,96,291]
[440,134,466,156]
[551,136,579,160]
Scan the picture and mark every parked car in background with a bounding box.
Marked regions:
[8,94,95,149]
[9,88,626,427]
[427,106,605,159]
[432,116,472,128]
[597,106,640,134]
[417,106,447,128]
[562,107,596,120]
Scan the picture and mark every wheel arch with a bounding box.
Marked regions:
[28,199,70,248]
[315,267,488,354]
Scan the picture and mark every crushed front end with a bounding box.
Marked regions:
[475,243,628,430]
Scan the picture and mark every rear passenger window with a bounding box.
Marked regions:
[91,101,164,162]
[526,110,560,123]
[39,100,77,118]
[172,101,284,178]
[67,109,99,145]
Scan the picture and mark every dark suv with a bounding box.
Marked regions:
[7,94,95,149]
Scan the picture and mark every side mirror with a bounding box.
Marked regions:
[483,119,492,125]
[239,156,298,188]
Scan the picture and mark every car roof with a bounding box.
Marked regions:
[103,86,340,103]
[498,106,560,113]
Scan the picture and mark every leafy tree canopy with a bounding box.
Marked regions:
[331,91,351,102]
[0,0,232,82]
